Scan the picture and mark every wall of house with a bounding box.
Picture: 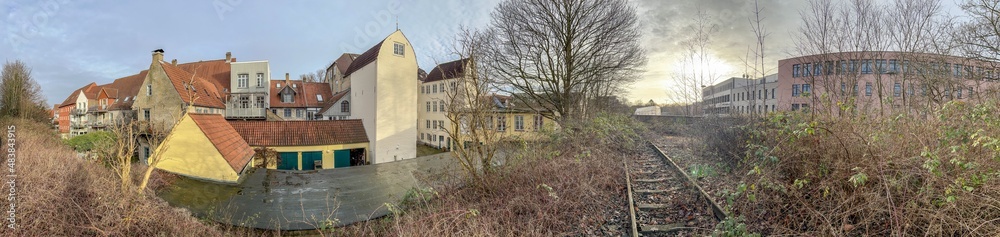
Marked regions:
[132,57,185,131]
[417,78,454,149]
[350,62,379,160]
[229,61,270,93]
[154,115,241,183]
[321,94,351,119]
[252,143,369,170]
[374,30,418,163]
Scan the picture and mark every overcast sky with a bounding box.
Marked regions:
[1,0,968,106]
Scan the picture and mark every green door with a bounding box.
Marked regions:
[334,150,350,168]
[301,151,323,170]
[278,152,299,170]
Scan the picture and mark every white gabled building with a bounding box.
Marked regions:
[341,30,418,164]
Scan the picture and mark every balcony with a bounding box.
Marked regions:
[71,109,86,116]
[70,121,86,129]
[225,107,266,119]
[90,121,107,128]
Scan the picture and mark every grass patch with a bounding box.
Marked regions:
[416,144,446,157]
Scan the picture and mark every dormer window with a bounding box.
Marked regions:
[282,93,293,103]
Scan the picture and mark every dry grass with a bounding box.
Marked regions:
[0,118,225,236]
[337,113,643,236]
[719,102,1000,236]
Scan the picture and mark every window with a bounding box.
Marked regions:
[272,109,277,115]
[486,116,493,129]
[771,89,775,99]
[954,64,963,77]
[841,83,847,95]
[793,64,801,77]
[421,133,425,141]
[147,84,152,96]
[255,96,265,108]
[888,60,899,73]
[432,120,437,129]
[426,101,431,112]
[908,84,915,96]
[421,86,425,94]
[802,84,811,96]
[432,101,438,112]
[282,93,293,103]
[433,84,438,93]
[497,116,506,132]
[876,59,888,73]
[514,115,524,131]
[256,73,264,87]
[969,87,975,98]
[238,74,249,88]
[853,84,859,96]
[296,109,303,117]
[284,109,291,117]
[803,63,812,76]
[792,84,801,97]
[861,60,873,74]
[317,94,323,102]
[865,83,873,96]
[393,42,405,56]
[143,109,150,120]
[957,87,963,99]
[426,120,431,129]
[341,101,350,112]
[792,104,800,111]
[239,95,250,108]
[893,83,902,97]
[813,63,822,76]
[533,115,543,131]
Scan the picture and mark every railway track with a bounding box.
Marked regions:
[623,141,726,236]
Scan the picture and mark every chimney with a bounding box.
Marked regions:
[285,73,290,83]
[171,59,177,66]
[152,49,164,63]
[225,52,232,63]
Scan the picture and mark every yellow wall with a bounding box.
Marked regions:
[155,115,241,183]
[251,143,369,170]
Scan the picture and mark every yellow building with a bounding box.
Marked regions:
[155,113,255,184]
[228,120,369,170]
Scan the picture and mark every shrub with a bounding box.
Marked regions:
[731,102,1000,236]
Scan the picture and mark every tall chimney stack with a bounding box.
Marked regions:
[225,52,232,63]
[285,73,290,83]
[171,59,177,66]
[152,49,164,63]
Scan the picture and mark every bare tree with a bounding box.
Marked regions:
[300,73,318,83]
[483,0,645,121]
[0,60,47,121]
[670,9,724,116]
[443,28,506,189]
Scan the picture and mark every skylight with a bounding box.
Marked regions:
[317,94,323,102]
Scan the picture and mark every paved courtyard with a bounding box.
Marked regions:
[158,153,459,230]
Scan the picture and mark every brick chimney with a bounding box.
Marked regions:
[225,52,232,63]
[285,73,290,85]
[171,59,177,66]
[152,49,164,63]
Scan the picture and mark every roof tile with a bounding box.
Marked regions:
[189,113,255,173]
[228,119,368,147]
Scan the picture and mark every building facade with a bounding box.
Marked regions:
[702,51,999,116]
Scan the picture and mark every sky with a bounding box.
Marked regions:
[0,0,968,107]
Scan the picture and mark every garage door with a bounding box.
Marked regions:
[334,150,350,168]
[301,151,323,170]
[278,152,298,170]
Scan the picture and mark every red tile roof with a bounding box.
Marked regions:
[175,59,232,90]
[188,113,255,173]
[228,119,368,147]
[104,70,148,110]
[59,83,98,107]
[344,41,383,77]
[425,58,468,83]
[268,80,333,108]
[160,61,227,108]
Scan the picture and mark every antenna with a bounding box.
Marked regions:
[395,15,399,30]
